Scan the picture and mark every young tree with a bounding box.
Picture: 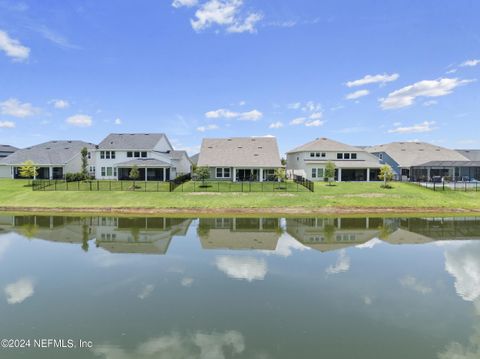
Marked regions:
[129,165,140,190]
[195,167,210,186]
[19,160,38,184]
[325,161,336,186]
[274,168,286,182]
[379,164,394,188]
[80,147,89,179]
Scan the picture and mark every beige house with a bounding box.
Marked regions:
[286,137,382,181]
[197,137,282,182]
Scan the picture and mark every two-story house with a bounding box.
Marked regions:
[286,137,382,181]
[94,133,191,181]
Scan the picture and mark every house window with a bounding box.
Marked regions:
[310,152,315,157]
[321,153,326,157]
[317,168,324,178]
[337,153,343,159]
[311,168,317,178]
[100,151,105,159]
[297,157,299,161]
[90,166,95,173]
[127,152,133,158]
[351,153,357,159]
[216,168,230,178]
[111,151,115,159]
[113,167,117,177]
[106,167,112,176]
[87,152,91,159]
[134,151,140,157]
[315,152,320,157]
[106,151,111,159]
[141,152,147,158]
[101,167,106,176]
[379,153,383,160]
[401,169,409,176]
[344,153,350,159]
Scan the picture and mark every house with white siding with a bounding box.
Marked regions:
[94,133,191,181]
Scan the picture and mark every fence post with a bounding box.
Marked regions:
[218,182,220,192]
[465,182,467,192]
[54,180,57,191]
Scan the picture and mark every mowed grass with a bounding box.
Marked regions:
[174,180,309,192]
[34,180,170,192]
[1,179,480,210]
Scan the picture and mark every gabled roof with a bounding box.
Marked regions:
[190,153,199,165]
[115,158,171,167]
[366,142,469,167]
[0,144,18,152]
[98,133,171,150]
[456,149,480,161]
[169,150,189,160]
[0,140,95,166]
[197,137,282,168]
[287,137,362,153]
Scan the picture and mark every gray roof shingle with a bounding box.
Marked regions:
[115,158,171,167]
[197,137,282,168]
[0,140,95,165]
[98,133,171,150]
[286,137,363,153]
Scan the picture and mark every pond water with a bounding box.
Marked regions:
[1,214,480,358]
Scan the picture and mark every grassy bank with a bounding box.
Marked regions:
[1,179,480,214]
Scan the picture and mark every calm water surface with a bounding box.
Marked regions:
[1,214,480,358]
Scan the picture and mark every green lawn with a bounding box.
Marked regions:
[1,179,480,212]
[173,180,309,192]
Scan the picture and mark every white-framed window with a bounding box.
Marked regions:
[89,166,95,173]
[317,168,324,178]
[310,152,315,157]
[111,151,115,159]
[87,152,91,159]
[127,152,133,158]
[101,167,106,176]
[344,153,350,159]
[100,151,105,159]
[106,167,112,176]
[337,153,343,159]
[141,152,147,158]
[216,168,230,178]
[351,153,357,159]
[106,151,111,159]
[311,168,317,178]
[321,153,326,157]
[113,167,117,177]
[379,153,383,160]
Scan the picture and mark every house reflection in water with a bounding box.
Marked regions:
[394,217,480,241]
[197,218,281,250]
[95,217,193,254]
[285,217,386,252]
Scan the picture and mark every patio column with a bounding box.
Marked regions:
[145,167,148,182]
[366,168,371,182]
[162,168,165,182]
[232,167,236,182]
[49,166,53,180]
[337,168,342,182]
[427,168,431,181]
[259,168,264,182]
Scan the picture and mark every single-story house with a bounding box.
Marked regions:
[286,137,382,181]
[197,137,282,182]
[94,133,191,181]
[366,142,472,181]
[0,140,96,179]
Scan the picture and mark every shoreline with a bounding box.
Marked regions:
[1,206,480,217]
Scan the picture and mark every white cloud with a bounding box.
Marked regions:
[205,108,262,121]
[345,89,370,100]
[190,0,262,34]
[356,238,382,249]
[0,121,15,128]
[172,0,198,8]
[0,30,30,61]
[290,113,324,127]
[445,242,480,301]
[289,117,306,125]
[423,100,438,107]
[66,114,92,127]
[4,278,34,304]
[380,78,474,109]
[93,330,245,359]
[309,112,322,119]
[0,238,11,259]
[0,98,39,117]
[301,101,321,113]
[197,124,219,132]
[305,119,324,127]
[461,59,480,67]
[263,234,310,257]
[138,284,154,300]
[399,275,432,294]
[388,121,436,134]
[50,99,69,109]
[269,121,283,129]
[346,73,399,87]
[181,277,194,287]
[326,250,350,275]
[215,255,267,281]
[287,102,301,110]
[114,118,122,125]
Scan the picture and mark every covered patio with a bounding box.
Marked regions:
[116,159,171,181]
[411,160,480,181]
[13,166,64,179]
[233,168,277,182]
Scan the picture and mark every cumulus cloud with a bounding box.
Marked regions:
[0,98,39,117]
[50,99,69,109]
[215,255,267,281]
[387,121,435,134]
[269,121,283,129]
[461,59,480,67]
[264,234,310,257]
[399,275,432,294]
[346,73,399,87]
[0,238,11,259]
[66,114,92,127]
[0,121,15,128]
[197,124,219,132]
[305,119,324,127]
[380,78,474,109]
[345,89,370,100]
[445,242,480,301]
[290,112,324,127]
[114,118,122,125]
[188,0,262,34]
[0,30,30,61]
[355,238,382,249]
[205,108,262,121]
[181,277,194,287]
[4,278,34,304]
[326,250,350,275]
[172,0,198,8]
[138,284,154,300]
[290,117,306,125]
[93,330,245,359]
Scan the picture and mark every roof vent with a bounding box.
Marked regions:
[254,154,259,156]
[258,146,263,149]
[68,141,72,143]
[227,139,232,141]
[208,146,213,149]
[238,146,243,149]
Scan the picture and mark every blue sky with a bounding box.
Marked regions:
[0,0,479,155]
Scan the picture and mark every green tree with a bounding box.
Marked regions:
[19,160,38,184]
[379,164,394,188]
[280,157,287,166]
[129,165,140,190]
[325,161,336,186]
[195,167,210,186]
[274,168,286,182]
[80,147,89,180]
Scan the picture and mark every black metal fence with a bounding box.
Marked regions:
[169,173,191,192]
[293,175,315,192]
[32,179,170,192]
[171,180,310,192]
[414,181,480,192]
